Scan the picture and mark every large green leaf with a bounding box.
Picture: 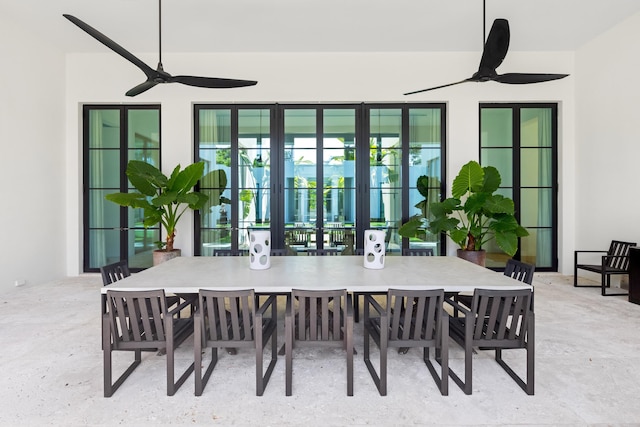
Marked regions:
[105,192,149,209]
[451,161,484,198]
[126,161,165,196]
[398,216,423,238]
[495,232,519,257]
[484,194,515,215]
[480,166,501,194]
[416,175,430,198]
[170,161,205,194]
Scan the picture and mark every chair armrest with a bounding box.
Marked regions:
[364,294,385,317]
[285,294,293,318]
[168,297,194,317]
[345,293,354,318]
[256,294,277,317]
[444,297,471,316]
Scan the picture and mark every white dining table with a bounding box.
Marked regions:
[101,255,532,294]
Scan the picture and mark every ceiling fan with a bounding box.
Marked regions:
[404,2,568,95]
[63,0,257,97]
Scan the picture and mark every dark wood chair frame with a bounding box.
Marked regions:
[574,240,637,296]
[363,289,449,396]
[285,289,354,396]
[354,248,434,324]
[402,248,435,256]
[194,290,278,396]
[446,288,534,395]
[103,289,195,397]
[100,260,130,285]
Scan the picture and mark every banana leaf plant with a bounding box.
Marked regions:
[427,160,528,257]
[105,160,229,252]
[398,175,432,239]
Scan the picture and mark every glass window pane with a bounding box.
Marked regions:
[481,148,513,187]
[409,108,441,148]
[521,228,553,267]
[521,108,553,147]
[89,190,120,228]
[239,109,271,227]
[128,110,159,149]
[321,109,357,232]
[284,110,317,226]
[481,108,513,147]
[89,150,120,188]
[89,110,120,149]
[521,188,552,227]
[521,148,552,187]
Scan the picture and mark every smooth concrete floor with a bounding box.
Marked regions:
[1,272,639,426]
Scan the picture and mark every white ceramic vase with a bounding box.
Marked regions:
[363,229,385,269]
[249,230,271,270]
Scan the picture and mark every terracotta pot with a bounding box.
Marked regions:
[153,249,181,266]
[456,249,486,267]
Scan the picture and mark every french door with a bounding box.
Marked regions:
[194,103,446,256]
[480,103,558,271]
[83,105,161,272]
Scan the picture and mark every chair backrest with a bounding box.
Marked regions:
[214,249,248,257]
[504,259,535,284]
[402,248,434,256]
[606,240,637,269]
[387,289,444,343]
[270,248,288,256]
[105,289,169,349]
[468,289,533,347]
[100,260,131,286]
[291,289,347,342]
[307,249,339,256]
[197,289,256,345]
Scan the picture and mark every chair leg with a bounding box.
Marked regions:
[346,309,354,397]
[256,320,278,396]
[449,317,473,395]
[103,316,141,398]
[495,313,535,395]
[363,324,387,396]
[285,307,293,396]
[423,316,449,396]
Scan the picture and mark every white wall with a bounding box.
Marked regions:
[0,16,67,289]
[575,12,640,256]
[65,49,577,274]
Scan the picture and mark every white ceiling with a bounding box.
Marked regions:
[3,0,640,54]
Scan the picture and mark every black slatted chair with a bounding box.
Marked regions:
[100,260,131,285]
[355,248,434,324]
[456,258,535,311]
[402,248,434,256]
[285,289,354,396]
[100,259,184,324]
[307,248,340,256]
[446,288,534,395]
[103,289,194,397]
[574,240,636,296]
[194,290,277,396]
[270,248,288,256]
[363,289,448,396]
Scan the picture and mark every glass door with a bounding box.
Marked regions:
[83,106,161,271]
[480,104,558,270]
[282,107,358,255]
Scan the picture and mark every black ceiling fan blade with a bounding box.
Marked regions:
[170,75,258,89]
[493,73,569,84]
[126,80,159,97]
[63,14,156,78]
[477,18,510,75]
[404,78,472,96]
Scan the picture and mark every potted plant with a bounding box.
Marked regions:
[106,160,228,265]
[398,175,433,240]
[427,160,528,266]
